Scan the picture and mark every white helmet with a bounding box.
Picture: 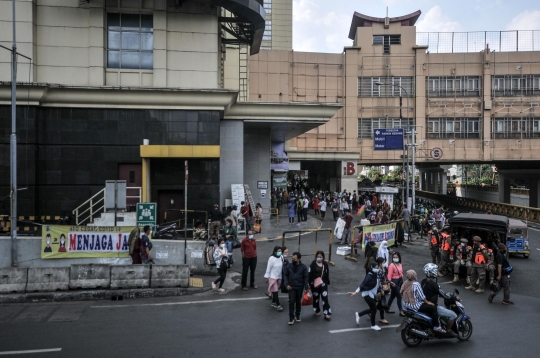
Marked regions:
[423,263,438,278]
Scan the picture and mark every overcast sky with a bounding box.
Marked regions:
[293,0,540,53]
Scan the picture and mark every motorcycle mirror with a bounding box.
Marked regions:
[454,289,460,295]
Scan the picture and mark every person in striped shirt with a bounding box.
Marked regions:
[400,269,445,333]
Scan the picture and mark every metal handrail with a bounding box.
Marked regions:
[72,186,141,226]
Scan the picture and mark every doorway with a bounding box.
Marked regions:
[157,190,184,224]
[118,164,142,210]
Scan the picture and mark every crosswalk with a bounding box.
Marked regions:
[0,304,87,324]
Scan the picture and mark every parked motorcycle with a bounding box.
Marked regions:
[153,223,180,240]
[397,289,473,347]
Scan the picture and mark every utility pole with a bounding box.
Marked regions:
[10,0,18,267]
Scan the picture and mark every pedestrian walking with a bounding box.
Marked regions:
[296,197,303,224]
[240,201,252,231]
[139,225,154,264]
[331,199,339,221]
[377,240,390,271]
[223,218,237,264]
[264,246,284,311]
[209,204,223,240]
[240,230,258,290]
[287,198,296,225]
[309,251,332,320]
[401,205,411,234]
[302,196,309,221]
[127,227,141,264]
[313,196,320,215]
[254,203,263,234]
[212,238,230,293]
[364,241,377,274]
[320,199,327,221]
[386,251,405,316]
[283,252,310,325]
[348,261,383,331]
[488,243,514,305]
[338,209,353,245]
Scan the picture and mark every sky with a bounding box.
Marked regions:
[292,0,540,53]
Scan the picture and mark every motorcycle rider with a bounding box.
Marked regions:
[438,228,452,277]
[465,236,489,293]
[453,238,472,283]
[421,263,458,337]
[429,227,441,265]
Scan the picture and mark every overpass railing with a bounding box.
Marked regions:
[417,190,540,223]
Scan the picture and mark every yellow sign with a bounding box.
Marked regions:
[41,225,136,259]
[361,222,397,251]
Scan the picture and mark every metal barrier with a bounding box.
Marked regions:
[281,229,335,266]
[417,190,540,223]
[270,208,279,226]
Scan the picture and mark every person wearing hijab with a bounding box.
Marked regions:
[400,269,445,333]
[348,261,383,331]
[377,240,390,271]
[264,246,284,311]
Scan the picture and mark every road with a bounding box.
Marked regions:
[1,215,539,357]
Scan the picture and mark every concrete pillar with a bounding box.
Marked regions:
[498,174,511,204]
[441,172,447,195]
[418,170,424,190]
[220,121,244,208]
[528,178,539,208]
[434,172,440,194]
[243,127,271,211]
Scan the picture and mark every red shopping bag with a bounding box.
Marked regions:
[301,291,313,306]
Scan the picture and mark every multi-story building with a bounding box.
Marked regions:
[0,0,340,220]
[248,10,540,206]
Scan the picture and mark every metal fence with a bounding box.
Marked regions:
[417,31,540,53]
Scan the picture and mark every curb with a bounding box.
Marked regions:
[0,286,210,304]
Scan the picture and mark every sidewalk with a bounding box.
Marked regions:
[253,211,321,242]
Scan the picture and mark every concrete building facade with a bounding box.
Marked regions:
[248,10,540,198]
[0,0,340,220]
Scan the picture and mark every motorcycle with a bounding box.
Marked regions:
[397,289,473,347]
[153,223,180,240]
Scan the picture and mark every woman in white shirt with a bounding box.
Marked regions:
[264,246,284,311]
[319,200,327,221]
[212,238,230,293]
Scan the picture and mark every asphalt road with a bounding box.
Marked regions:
[1,214,539,357]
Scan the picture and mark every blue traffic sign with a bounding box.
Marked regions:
[374,128,404,150]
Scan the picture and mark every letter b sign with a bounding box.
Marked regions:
[342,161,357,176]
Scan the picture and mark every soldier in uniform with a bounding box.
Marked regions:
[438,229,452,277]
[429,227,441,265]
[466,236,489,293]
[193,220,208,241]
[453,238,472,283]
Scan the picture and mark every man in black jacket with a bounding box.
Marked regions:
[209,204,223,240]
[284,252,310,325]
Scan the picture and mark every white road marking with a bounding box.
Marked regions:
[329,324,400,334]
[0,349,62,355]
[92,296,269,309]
[438,281,454,285]
[529,227,540,232]
[536,248,540,251]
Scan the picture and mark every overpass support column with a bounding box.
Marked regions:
[434,172,440,194]
[441,171,447,195]
[498,173,511,204]
[528,178,539,209]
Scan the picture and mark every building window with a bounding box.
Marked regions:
[491,117,540,138]
[492,75,540,96]
[358,77,414,97]
[426,76,481,97]
[373,35,400,54]
[427,117,480,139]
[263,20,272,41]
[263,0,272,14]
[358,118,413,138]
[107,13,153,69]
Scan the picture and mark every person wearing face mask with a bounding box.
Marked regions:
[348,262,383,331]
[223,218,237,265]
[453,238,472,283]
[139,225,154,264]
[309,251,332,320]
[264,246,284,311]
[488,243,513,304]
[283,252,310,325]
[240,230,258,291]
[212,238,229,293]
[377,240,390,271]
[386,251,404,316]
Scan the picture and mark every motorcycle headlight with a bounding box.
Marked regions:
[456,301,464,308]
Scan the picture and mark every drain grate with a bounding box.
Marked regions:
[189,277,203,288]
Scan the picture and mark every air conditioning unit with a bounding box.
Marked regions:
[484,100,492,110]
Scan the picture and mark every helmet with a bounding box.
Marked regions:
[423,263,438,278]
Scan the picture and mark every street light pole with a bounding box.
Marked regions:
[375,81,414,210]
[10,0,18,267]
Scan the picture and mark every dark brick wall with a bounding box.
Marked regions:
[0,106,220,217]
